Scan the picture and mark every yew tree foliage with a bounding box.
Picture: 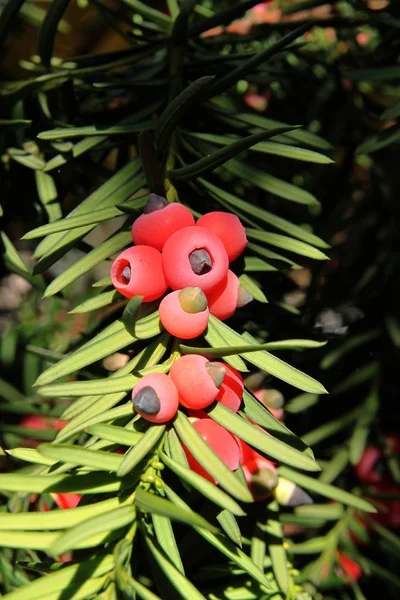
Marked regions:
[0,0,399,599]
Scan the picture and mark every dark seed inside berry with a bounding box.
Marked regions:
[132,386,161,415]
[189,249,212,275]
[121,265,131,284]
[144,193,169,214]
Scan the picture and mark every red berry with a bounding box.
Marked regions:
[337,552,362,582]
[169,354,226,409]
[184,418,240,482]
[132,196,194,251]
[354,446,384,485]
[159,287,209,339]
[132,373,179,423]
[207,271,253,321]
[196,212,247,262]
[162,226,229,294]
[51,493,82,509]
[111,246,167,302]
[213,362,244,412]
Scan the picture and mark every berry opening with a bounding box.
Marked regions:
[189,248,212,275]
[132,386,161,415]
[115,259,131,285]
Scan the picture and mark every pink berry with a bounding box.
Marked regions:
[162,226,229,294]
[159,287,209,339]
[132,373,179,423]
[213,362,244,412]
[111,245,167,302]
[132,195,195,251]
[169,354,226,409]
[196,212,247,262]
[184,418,240,483]
[207,271,253,321]
[254,389,284,421]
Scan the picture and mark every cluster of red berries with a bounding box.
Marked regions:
[111,194,251,338]
[131,355,280,500]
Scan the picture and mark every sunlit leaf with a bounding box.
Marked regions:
[278,466,377,512]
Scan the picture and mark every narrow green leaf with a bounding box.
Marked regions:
[303,409,360,447]
[87,423,143,447]
[56,403,133,443]
[356,123,400,154]
[0,554,113,600]
[278,466,377,512]
[93,274,113,288]
[224,159,319,205]
[246,229,328,260]
[332,362,379,394]
[35,312,161,386]
[205,318,248,372]
[50,505,136,556]
[208,316,327,394]
[187,131,333,164]
[127,576,162,600]
[24,206,124,239]
[296,503,344,520]
[6,447,56,466]
[251,521,266,571]
[239,274,268,303]
[0,495,132,530]
[152,513,185,574]
[236,112,333,150]
[39,374,138,398]
[44,135,107,172]
[43,231,131,297]
[172,128,300,180]
[180,339,326,356]
[349,388,378,465]
[266,511,290,594]
[1,232,44,288]
[145,535,207,600]
[117,424,166,477]
[208,402,319,472]
[287,536,327,554]
[242,389,311,454]
[217,510,242,547]
[136,488,217,532]
[320,330,380,370]
[0,472,122,494]
[244,256,277,272]
[121,0,171,29]
[122,296,144,336]
[381,98,400,121]
[174,411,253,502]
[39,121,156,140]
[156,76,215,153]
[166,429,190,469]
[164,484,271,589]
[285,393,319,414]
[34,159,142,263]
[37,443,123,472]
[69,290,122,314]
[161,451,246,516]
